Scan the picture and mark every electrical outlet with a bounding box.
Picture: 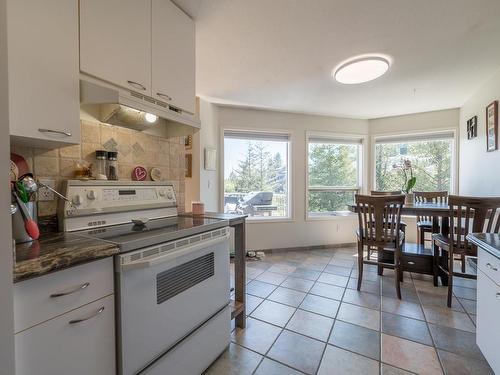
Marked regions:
[38,179,55,201]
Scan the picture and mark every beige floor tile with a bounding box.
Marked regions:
[381,296,425,320]
[342,288,381,309]
[310,282,345,300]
[329,320,380,360]
[246,280,278,298]
[231,317,282,354]
[250,300,296,327]
[268,330,325,375]
[337,302,380,331]
[268,264,298,275]
[380,364,414,375]
[381,334,443,375]
[317,345,379,375]
[437,349,494,375]
[268,287,307,307]
[317,272,349,287]
[299,294,340,318]
[422,306,476,333]
[204,343,262,375]
[246,294,264,315]
[285,309,334,341]
[255,271,288,285]
[280,276,315,292]
[254,358,302,375]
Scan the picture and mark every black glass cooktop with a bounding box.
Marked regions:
[75,216,228,253]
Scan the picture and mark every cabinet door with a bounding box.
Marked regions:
[152,0,195,113]
[15,295,115,375]
[477,270,500,373]
[80,0,152,94]
[7,0,80,145]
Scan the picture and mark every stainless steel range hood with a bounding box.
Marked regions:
[80,80,200,136]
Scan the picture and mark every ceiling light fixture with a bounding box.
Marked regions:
[145,113,158,123]
[333,56,390,84]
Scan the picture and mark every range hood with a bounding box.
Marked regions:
[80,80,200,136]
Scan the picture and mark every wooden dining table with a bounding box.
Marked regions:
[348,202,451,284]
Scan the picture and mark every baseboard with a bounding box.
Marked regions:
[249,242,356,253]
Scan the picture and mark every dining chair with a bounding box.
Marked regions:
[433,195,500,307]
[356,194,405,299]
[414,191,448,247]
[371,190,402,196]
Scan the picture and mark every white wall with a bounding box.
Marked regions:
[459,68,500,196]
[0,0,15,372]
[218,106,369,250]
[198,99,219,211]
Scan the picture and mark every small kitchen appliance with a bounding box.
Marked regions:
[59,180,231,375]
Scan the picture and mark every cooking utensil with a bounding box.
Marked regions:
[10,204,17,215]
[36,180,75,207]
[19,173,38,194]
[15,181,29,203]
[12,191,39,240]
[10,153,30,176]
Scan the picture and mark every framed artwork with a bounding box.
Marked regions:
[486,101,498,152]
[466,116,477,140]
[185,135,193,150]
[185,154,192,178]
[204,148,217,171]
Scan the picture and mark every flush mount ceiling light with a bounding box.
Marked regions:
[333,56,390,84]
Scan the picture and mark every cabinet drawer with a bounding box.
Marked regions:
[478,248,500,286]
[14,258,113,333]
[15,295,115,375]
[477,270,500,374]
[402,254,433,275]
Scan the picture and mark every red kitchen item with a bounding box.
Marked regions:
[11,153,30,177]
[132,166,147,181]
[12,191,39,240]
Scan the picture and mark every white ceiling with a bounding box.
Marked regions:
[190,0,500,119]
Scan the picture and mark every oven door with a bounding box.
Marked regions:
[116,228,230,375]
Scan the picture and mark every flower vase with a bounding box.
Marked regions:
[405,192,414,205]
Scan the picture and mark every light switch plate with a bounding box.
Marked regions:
[38,179,55,201]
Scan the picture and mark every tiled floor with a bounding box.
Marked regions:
[204,245,493,375]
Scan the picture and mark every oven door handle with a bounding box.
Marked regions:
[120,232,230,271]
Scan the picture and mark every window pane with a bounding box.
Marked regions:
[224,135,289,219]
[308,190,357,215]
[308,143,358,187]
[375,139,452,192]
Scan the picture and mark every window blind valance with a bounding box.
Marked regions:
[375,131,454,144]
[224,130,290,142]
[308,136,363,145]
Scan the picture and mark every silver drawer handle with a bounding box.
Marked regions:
[486,263,498,271]
[50,282,90,298]
[127,80,147,91]
[38,128,72,137]
[407,261,415,265]
[496,293,500,300]
[69,306,105,325]
[156,92,172,101]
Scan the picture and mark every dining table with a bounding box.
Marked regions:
[348,202,451,285]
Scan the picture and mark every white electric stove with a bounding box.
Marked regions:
[59,180,231,375]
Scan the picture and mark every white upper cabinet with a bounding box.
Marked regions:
[79,0,152,95]
[7,0,80,145]
[152,0,196,114]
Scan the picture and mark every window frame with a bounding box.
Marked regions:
[220,128,293,222]
[305,131,366,221]
[371,129,458,195]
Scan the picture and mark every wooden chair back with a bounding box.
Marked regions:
[448,195,500,256]
[371,190,402,196]
[414,191,448,222]
[356,194,405,248]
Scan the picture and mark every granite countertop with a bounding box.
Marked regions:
[181,212,247,224]
[14,232,119,283]
[467,233,500,260]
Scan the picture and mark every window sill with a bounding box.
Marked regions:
[306,211,357,222]
[246,217,294,224]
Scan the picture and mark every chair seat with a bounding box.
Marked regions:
[417,220,432,228]
[432,233,476,255]
[357,229,405,247]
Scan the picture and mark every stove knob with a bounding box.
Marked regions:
[167,192,174,200]
[158,189,166,197]
[87,190,96,200]
[72,194,82,206]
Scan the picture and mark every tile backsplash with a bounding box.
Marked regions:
[11,120,186,217]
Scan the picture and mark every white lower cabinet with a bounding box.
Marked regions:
[15,295,115,375]
[476,266,500,374]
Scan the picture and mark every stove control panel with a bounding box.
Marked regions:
[60,181,177,215]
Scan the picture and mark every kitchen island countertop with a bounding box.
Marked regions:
[14,232,119,283]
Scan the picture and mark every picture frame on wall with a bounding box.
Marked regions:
[486,101,498,152]
[204,148,217,171]
[467,116,477,139]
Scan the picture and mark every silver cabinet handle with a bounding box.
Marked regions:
[50,282,90,298]
[496,293,500,300]
[38,128,72,137]
[127,80,147,91]
[486,263,498,271]
[156,92,172,101]
[407,261,415,265]
[69,306,105,325]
